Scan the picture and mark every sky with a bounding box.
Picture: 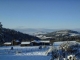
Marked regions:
[0,0,80,29]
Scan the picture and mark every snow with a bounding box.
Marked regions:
[15,52,46,56]
[4,42,11,45]
[21,42,30,44]
[53,41,77,50]
[32,40,41,43]
[1,41,80,60]
[69,33,80,36]
[32,40,50,43]
[0,55,50,60]
[0,46,51,60]
[0,46,49,56]
[53,41,77,46]
[15,40,20,42]
[53,42,63,46]
[53,41,80,60]
[40,41,50,43]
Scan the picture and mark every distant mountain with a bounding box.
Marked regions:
[14,28,56,35]
[14,28,80,35]
[73,28,80,32]
[45,30,80,37]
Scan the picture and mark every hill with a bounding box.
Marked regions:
[0,28,40,45]
[45,30,80,37]
[44,30,80,41]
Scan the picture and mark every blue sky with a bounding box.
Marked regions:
[0,0,80,29]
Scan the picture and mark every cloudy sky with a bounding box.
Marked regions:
[0,0,80,29]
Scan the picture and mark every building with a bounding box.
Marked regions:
[4,42,11,46]
[21,42,31,46]
[12,40,20,45]
[31,40,40,46]
[40,40,50,45]
[31,40,50,46]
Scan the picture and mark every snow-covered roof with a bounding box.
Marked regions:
[4,42,11,45]
[15,40,20,42]
[40,41,50,43]
[21,42,30,44]
[32,40,40,43]
[32,40,50,43]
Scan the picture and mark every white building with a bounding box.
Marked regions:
[4,42,11,46]
[21,42,31,46]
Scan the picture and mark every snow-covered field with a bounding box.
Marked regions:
[1,42,80,60]
[0,46,51,60]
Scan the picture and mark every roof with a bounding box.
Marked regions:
[21,42,30,44]
[32,40,40,43]
[4,42,11,45]
[15,40,20,42]
[32,40,50,43]
[40,41,50,43]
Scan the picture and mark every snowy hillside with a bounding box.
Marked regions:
[45,30,80,37]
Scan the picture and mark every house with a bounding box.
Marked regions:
[40,40,50,45]
[31,40,50,46]
[21,42,31,46]
[31,40,41,46]
[11,40,20,45]
[4,42,11,46]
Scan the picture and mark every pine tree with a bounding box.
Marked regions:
[0,22,2,34]
[0,22,3,46]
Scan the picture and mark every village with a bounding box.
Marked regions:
[3,40,51,46]
[0,40,80,60]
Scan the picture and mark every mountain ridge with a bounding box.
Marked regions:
[45,30,80,37]
[14,28,80,35]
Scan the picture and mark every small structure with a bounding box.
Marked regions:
[31,40,41,46]
[4,42,11,46]
[31,40,50,46]
[40,40,50,45]
[12,40,20,45]
[21,42,30,46]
